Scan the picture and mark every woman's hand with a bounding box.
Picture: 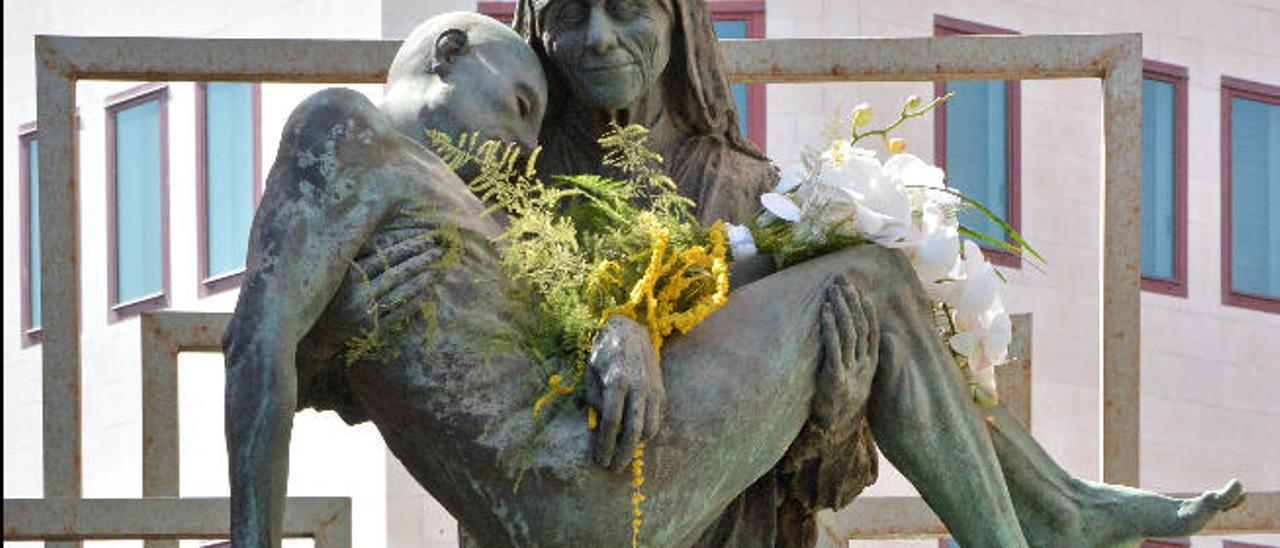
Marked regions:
[583,315,665,472]
[306,242,437,357]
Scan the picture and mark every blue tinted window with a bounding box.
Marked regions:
[713,19,750,138]
[946,80,1008,243]
[27,138,41,328]
[205,82,256,278]
[1141,78,1177,280]
[1230,96,1280,299]
[114,98,165,303]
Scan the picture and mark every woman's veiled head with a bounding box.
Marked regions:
[516,0,758,158]
[534,0,674,112]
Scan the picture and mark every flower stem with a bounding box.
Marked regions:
[852,92,954,147]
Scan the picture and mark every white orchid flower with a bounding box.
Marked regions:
[725,223,757,260]
[911,217,960,290]
[760,192,803,222]
[775,164,808,194]
[884,153,950,211]
[807,142,916,247]
[948,241,1000,314]
[819,141,878,180]
[946,240,1012,400]
[949,293,1012,377]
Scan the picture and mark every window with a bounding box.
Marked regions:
[709,2,766,152]
[19,123,41,345]
[476,1,767,151]
[197,82,261,296]
[1140,60,1188,296]
[106,84,170,321]
[476,1,514,21]
[1140,539,1189,547]
[933,15,1021,268]
[1222,76,1280,313]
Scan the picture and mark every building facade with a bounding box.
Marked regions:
[4,0,1278,546]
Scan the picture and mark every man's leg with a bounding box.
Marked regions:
[848,250,1028,547]
[984,403,1245,547]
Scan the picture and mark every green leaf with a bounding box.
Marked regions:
[917,186,1047,265]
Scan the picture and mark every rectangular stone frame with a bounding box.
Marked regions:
[26,33,1278,544]
[2,497,350,547]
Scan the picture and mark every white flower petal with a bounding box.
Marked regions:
[885,153,945,189]
[761,193,803,222]
[726,223,758,260]
[776,164,808,193]
[949,330,982,361]
[983,309,1012,364]
[971,365,999,405]
[913,226,960,285]
[956,242,999,315]
[854,203,890,237]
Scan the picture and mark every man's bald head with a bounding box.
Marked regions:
[383,12,547,151]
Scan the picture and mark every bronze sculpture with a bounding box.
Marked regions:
[224,8,1245,547]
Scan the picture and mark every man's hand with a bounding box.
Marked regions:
[813,274,879,430]
[582,315,665,472]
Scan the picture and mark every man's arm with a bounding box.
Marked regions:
[223,88,407,547]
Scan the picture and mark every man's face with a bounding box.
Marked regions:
[429,37,548,151]
[385,20,548,152]
[540,0,673,112]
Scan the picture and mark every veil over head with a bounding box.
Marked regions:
[514,0,765,160]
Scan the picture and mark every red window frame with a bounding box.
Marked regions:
[195,82,263,297]
[1140,59,1189,297]
[933,14,1022,268]
[1220,75,1280,314]
[1140,539,1190,547]
[105,83,171,322]
[19,121,42,347]
[476,1,767,151]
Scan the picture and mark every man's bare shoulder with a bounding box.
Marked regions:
[263,88,459,207]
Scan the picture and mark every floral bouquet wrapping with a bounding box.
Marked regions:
[730,96,1042,405]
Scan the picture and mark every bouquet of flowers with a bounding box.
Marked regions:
[430,124,731,547]
[730,95,1043,405]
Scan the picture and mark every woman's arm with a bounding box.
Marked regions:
[223,88,408,547]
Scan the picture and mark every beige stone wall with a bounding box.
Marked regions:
[2,2,391,547]
[762,1,1280,546]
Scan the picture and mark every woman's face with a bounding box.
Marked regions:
[540,0,673,112]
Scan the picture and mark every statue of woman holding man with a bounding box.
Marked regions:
[224,3,1243,546]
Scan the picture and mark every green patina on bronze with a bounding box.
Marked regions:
[223,7,1244,548]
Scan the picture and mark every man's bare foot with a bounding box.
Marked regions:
[1032,479,1246,548]
[1168,479,1246,536]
